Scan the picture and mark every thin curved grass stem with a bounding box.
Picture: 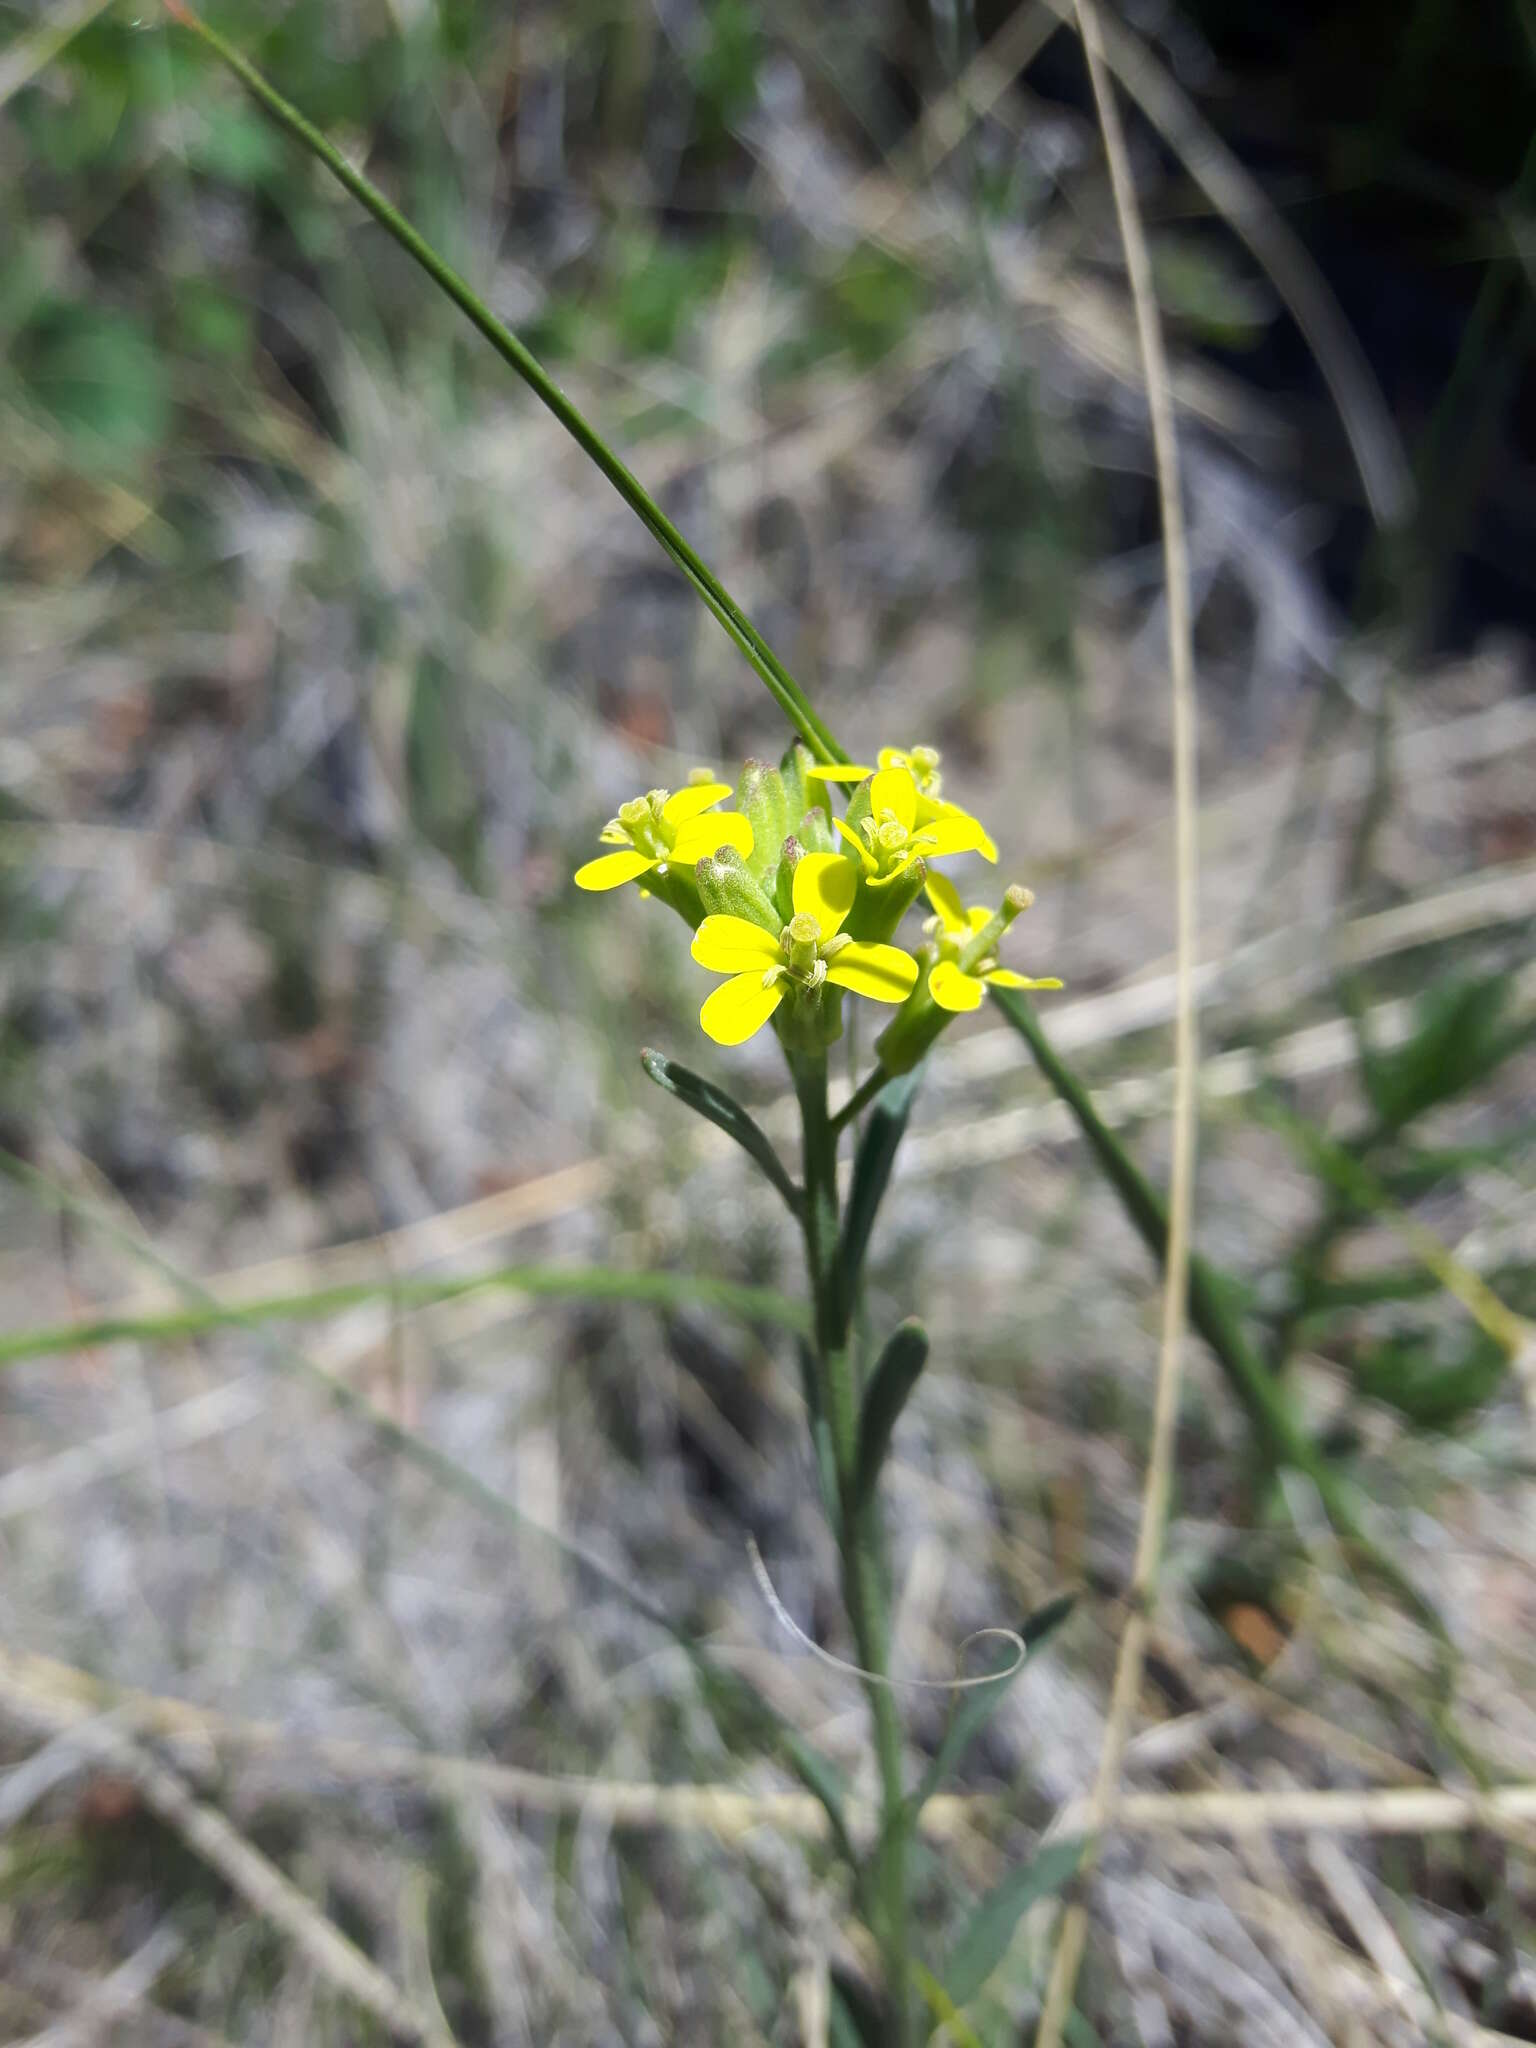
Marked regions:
[1034,5,1200,2040]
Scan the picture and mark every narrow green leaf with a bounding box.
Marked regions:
[688,1652,858,1872]
[1349,1328,1508,1430]
[165,4,847,767]
[908,1593,1076,1822]
[838,1065,924,1299]
[0,1263,809,1369]
[995,993,1452,1647]
[641,1047,801,1218]
[1358,972,1533,1136]
[941,1836,1086,2010]
[852,1320,928,1512]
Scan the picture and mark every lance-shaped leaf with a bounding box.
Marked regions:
[906,1593,1076,1824]
[641,1048,801,1218]
[851,1320,928,1513]
[838,1064,924,1299]
[941,1835,1087,2010]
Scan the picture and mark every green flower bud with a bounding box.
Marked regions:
[694,845,781,933]
[780,741,831,829]
[793,805,836,857]
[770,833,803,927]
[734,759,792,884]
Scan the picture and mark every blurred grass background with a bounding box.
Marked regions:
[1,1,1534,2042]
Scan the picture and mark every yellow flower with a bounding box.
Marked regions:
[690,852,918,1046]
[574,781,752,891]
[807,744,997,863]
[831,764,991,889]
[923,874,1062,1013]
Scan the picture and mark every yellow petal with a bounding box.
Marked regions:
[661,781,731,827]
[574,849,655,891]
[916,812,989,860]
[834,816,877,874]
[825,942,917,1003]
[929,798,997,862]
[984,968,1064,991]
[672,811,754,863]
[869,765,916,831]
[965,906,991,936]
[876,747,909,772]
[924,873,968,933]
[691,916,782,973]
[792,851,858,936]
[929,959,985,1012]
[700,971,785,1046]
[804,763,872,783]
[865,850,919,890]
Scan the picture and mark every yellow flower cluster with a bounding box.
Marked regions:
[573,742,1056,1048]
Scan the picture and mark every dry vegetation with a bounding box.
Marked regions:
[0,3,1533,2043]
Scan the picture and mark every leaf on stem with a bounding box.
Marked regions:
[838,1064,924,1299]
[940,1835,1087,2010]
[907,1593,1076,1822]
[641,1048,801,1218]
[851,1320,929,1513]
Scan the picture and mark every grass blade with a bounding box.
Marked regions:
[160,1,846,767]
[0,1263,809,1368]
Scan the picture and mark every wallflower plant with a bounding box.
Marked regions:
[165,13,1437,2038]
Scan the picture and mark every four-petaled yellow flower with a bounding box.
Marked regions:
[691,853,918,1045]
[574,782,751,892]
[807,744,998,864]
[826,763,989,889]
[923,874,1062,1012]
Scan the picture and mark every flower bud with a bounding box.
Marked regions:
[734,759,792,884]
[694,845,781,933]
[780,741,831,829]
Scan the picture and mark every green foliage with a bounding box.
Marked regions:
[839,1065,924,1298]
[852,1320,929,1512]
[1358,971,1534,1135]
[641,1046,802,1216]
[907,1594,1077,1824]
[1347,1327,1509,1429]
[16,303,170,462]
[941,1835,1086,2010]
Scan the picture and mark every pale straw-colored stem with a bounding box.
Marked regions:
[1034,3,1200,2040]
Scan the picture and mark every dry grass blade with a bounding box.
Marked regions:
[0,1671,456,2047]
[13,1925,184,2048]
[1035,4,1201,2041]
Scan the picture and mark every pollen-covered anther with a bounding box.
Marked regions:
[875,815,910,855]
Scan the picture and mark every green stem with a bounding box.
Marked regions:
[829,1062,896,1137]
[789,1050,911,2047]
[163,2,845,770]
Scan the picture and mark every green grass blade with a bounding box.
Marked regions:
[162,2,846,766]
[990,992,1451,1646]
[0,1264,809,1368]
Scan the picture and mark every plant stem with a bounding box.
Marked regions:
[789,1050,912,2047]
[829,1062,896,1137]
